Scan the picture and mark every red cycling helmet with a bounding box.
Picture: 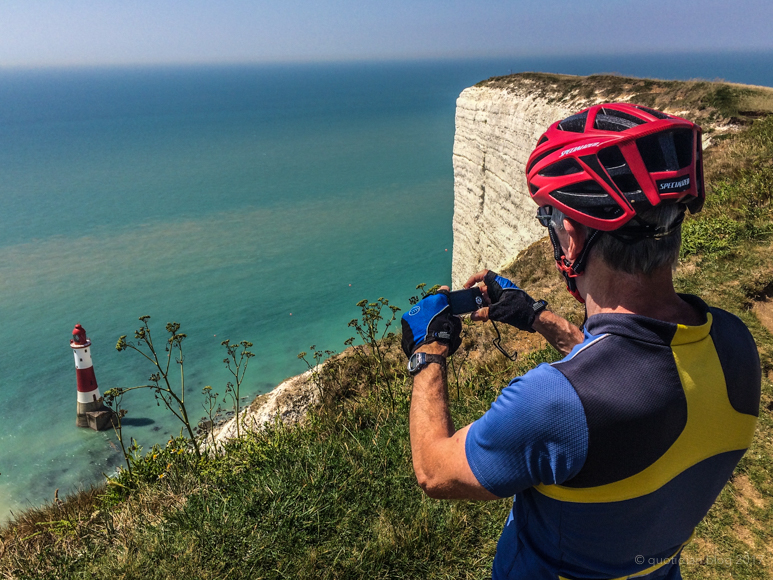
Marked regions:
[525,103,705,302]
[526,103,704,230]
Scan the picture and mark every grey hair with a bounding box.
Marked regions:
[550,205,683,275]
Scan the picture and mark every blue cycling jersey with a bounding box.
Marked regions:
[466,295,760,580]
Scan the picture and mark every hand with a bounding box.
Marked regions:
[463,270,493,322]
[401,289,462,357]
[464,270,539,332]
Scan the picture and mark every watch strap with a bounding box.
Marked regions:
[408,352,447,375]
[532,299,549,316]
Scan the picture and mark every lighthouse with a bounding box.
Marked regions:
[71,324,113,431]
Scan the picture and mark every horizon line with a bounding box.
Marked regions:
[3,47,773,72]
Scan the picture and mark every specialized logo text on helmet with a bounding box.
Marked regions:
[559,142,602,158]
[658,177,691,192]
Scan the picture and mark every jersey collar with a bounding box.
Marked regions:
[583,294,711,346]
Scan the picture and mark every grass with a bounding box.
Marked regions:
[476,72,773,129]
[2,89,773,580]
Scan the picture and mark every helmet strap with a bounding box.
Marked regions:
[546,224,603,304]
[606,207,686,243]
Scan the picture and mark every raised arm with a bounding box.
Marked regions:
[531,309,584,356]
[409,342,499,499]
[464,269,583,356]
[401,292,499,500]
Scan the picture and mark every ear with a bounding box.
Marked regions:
[562,218,587,262]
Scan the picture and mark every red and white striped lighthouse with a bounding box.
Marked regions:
[71,324,112,431]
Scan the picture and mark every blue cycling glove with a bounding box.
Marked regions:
[484,270,539,332]
[401,291,462,357]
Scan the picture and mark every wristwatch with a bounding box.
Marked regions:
[532,299,549,316]
[407,352,446,376]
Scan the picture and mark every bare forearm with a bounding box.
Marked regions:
[409,344,454,483]
[532,310,584,356]
[408,343,498,500]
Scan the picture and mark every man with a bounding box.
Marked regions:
[401,103,760,579]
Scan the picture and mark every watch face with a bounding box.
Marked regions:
[407,352,425,374]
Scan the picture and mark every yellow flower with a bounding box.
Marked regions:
[158,473,165,479]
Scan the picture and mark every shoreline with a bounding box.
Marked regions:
[205,366,322,450]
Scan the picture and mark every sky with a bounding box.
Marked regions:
[1,0,772,68]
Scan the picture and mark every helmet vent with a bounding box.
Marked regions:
[550,188,625,220]
[688,135,705,214]
[539,158,583,177]
[594,108,646,132]
[527,146,561,174]
[696,138,703,199]
[636,129,693,172]
[553,181,604,196]
[557,112,588,133]
[673,129,694,169]
[537,135,549,145]
[597,146,643,195]
[635,106,670,120]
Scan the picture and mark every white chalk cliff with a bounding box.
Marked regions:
[451,81,578,288]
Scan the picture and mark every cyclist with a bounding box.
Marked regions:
[401,103,760,579]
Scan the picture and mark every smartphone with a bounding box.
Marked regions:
[448,287,484,315]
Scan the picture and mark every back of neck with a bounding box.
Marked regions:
[581,261,704,326]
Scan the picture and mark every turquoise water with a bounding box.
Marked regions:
[1,54,772,520]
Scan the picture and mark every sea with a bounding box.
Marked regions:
[1,52,773,521]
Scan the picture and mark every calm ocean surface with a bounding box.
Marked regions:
[1,52,772,520]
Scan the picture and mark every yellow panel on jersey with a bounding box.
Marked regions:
[536,313,757,503]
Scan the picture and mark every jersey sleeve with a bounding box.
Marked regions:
[465,363,589,498]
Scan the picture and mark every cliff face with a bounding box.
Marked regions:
[208,368,320,450]
[451,84,575,287]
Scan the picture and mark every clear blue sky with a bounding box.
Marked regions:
[2,0,772,67]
